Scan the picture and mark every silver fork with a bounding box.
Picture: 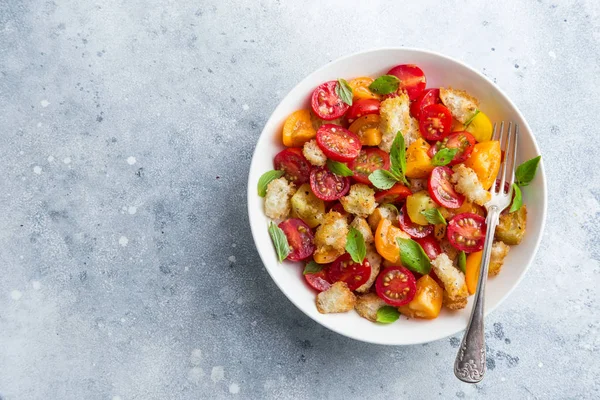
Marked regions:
[454,121,518,383]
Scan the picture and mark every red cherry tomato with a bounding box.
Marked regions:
[278,219,315,261]
[311,81,350,121]
[326,253,371,291]
[410,88,440,119]
[304,267,331,292]
[428,166,465,209]
[419,104,453,141]
[348,148,390,184]
[415,235,442,261]
[316,124,362,162]
[374,184,412,204]
[375,266,417,306]
[273,148,311,185]
[447,213,487,252]
[310,167,351,201]
[398,204,433,238]
[387,64,427,100]
[428,131,476,166]
[346,99,380,123]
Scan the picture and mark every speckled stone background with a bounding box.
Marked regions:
[1,0,598,399]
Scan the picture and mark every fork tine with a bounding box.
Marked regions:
[507,124,519,188]
[498,122,512,193]
[491,122,505,194]
[492,122,498,141]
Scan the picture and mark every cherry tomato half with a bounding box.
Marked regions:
[310,167,351,201]
[419,104,453,141]
[398,204,433,238]
[311,81,350,121]
[428,131,476,166]
[374,184,412,204]
[415,235,442,261]
[316,124,362,162]
[304,267,332,292]
[273,148,311,185]
[375,266,417,306]
[387,64,427,100]
[278,219,315,261]
[410,88,440,119]
[348,147,390,184]
[428,166,465,209]
[447,213,487,252]
[327,253,371,291]
[346,99,380,124]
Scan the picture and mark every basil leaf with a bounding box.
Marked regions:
[397,237,431,275]
[515,155,541,186]
[336,78,353,106]
[431,148,458,166]
[463,110,480,127]
[509,183,523,213]
[376,306,400,324]
[420,208,447,225]
[326,159,353,177]
[389,131,409,184]
[369,75,400,95]
[303,261,323,275]
[368,169,398,190]
[458,251,466,273]
[257,170,284,197]
[268,222,290,262]
[345,227,366,264]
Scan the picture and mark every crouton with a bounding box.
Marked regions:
[439,239,459,261]
[495,205,527,245]
[302,139,327,167]
[313,246,344,264]
[355,293,387,321]
[439,87,479,124]
[451,164,491,206]
[367,204,399,231]
[430,253,468,309]
[356,244,382,293]
[340,184,377,218]
[264,177,296,220]
[443,292,468,310]
[489,241,510,277]
[350,216,374,244]
[408,178,427,193]
[316,282,356,314]
[378,93,420,152]
[314,211,348,252]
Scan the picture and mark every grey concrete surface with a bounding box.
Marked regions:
[0,0,598,399]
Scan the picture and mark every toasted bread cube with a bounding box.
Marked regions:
[451,164,491,206]
[495,205,527,245]
[379,93,420,152]
[408,178,427,193]
[367,204,399,231]
[431,253,468,308]
[443,292,468,310]
[489,241,510,277]
[356,244,382,293]
[264,177,296,220]
[355,293,387,322]
[316,282,357,314]
[439,87,479,124]
[439,239,459,261]
[350,216,374,244]
[302,139,327,167]
[313,246,344,264]
[314,211,348,252]
[340,184,377,218]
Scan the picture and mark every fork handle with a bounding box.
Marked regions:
[454,206,501,383]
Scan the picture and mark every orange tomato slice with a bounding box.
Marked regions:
[463,140,501,190]
[465,250,483,295]
[398,275,443,319]
[348,77,381,101]
[374,218,410,263]
[405,138,434,178]
[282,109,316,147]
[348,114,382,146]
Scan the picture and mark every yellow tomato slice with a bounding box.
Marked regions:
[348,77,381,101]
[398,275,443,319]
[375,218,410,263]
[453,112,493,143]
[406,191,436,226]
[282,109,316,147]
[463,140,501,190]
[348,114,382,146]
[405,138,434,178]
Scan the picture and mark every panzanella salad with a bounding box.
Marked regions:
[258,64,541,324]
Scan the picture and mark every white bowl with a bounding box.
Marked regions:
[247,48,547,345]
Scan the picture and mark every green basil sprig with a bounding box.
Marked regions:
[509,155,541,212]
[268,222,290,262]
[303,261,323,275]
[376,306,400,324]
[369,75,400,95]
[421,208,447,226]
[369,132,409,189]
[458,251,467,273]
[345,227,366,264]
[336,78,353,106]
[327,159,353,177]
[396,237,431,275]
[431,148,458,166]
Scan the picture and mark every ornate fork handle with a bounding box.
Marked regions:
[454,206,501,383]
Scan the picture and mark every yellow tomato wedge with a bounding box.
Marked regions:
[313,247,344,264]
[405,191,437,226]
[348,77,381,101]
[405,138,434,178]
[374,218,409,263]
[453,111,494,143]
[282,109,316,147]
[348,114,382,146]
[398,275,443,319]
[465,250,483,294]
[463,140,501,190]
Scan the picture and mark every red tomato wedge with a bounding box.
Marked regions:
[447,213,487,252]
[326,253,371,291]
[348,148,390,184]
[398,204,433,238]
[415,235,442,261]
[374,184,412,204]
[428,131,476,166]
[273,148,311,185]
[387,64,427,100]
[310,167,351,201]
[278,219,315,261]
[304,267,331,292]
[410,88,440,119]
[419,104,453,141]
[316,124,362,162]
[375,266,417,306]
[428,166,465,209]
[311,81,349,121]
[346,99,380,123]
